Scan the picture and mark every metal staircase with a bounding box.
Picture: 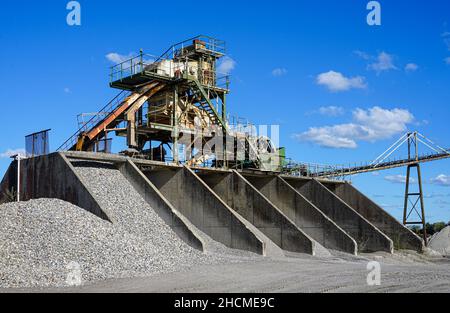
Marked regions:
[57,82,165,152]
[57,90,130,151]
[191,79,225,129]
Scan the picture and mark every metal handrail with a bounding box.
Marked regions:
[110,35,227,84]
[57,90,129,151]
[282,146,450,179]
[158,35,226,61]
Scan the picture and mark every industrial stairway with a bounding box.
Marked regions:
[190,79,226,130]
[187,79,263,168]
[58,82,165,152]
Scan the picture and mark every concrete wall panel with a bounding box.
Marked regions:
[143,166,265,255]
[199,171,315,255]
[118,161,204,251]
[0,163,15,203]
[328,182,423,251]
[244,174,357,255]
[284,177,393,253]
[0,153,109,221]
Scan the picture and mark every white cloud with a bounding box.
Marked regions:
[442,32,450,50]
[217,56,236,75]
[318,106,345,117]
[294,107,414,149]
[354,50,371,60]
[368,52,397,74]
[106,52,133,64]
[405,63,419,72]
[385,175,416,184]
[294,125,359,148]
[0,148,26,158]
[316,71,367,92]
[352,107,414,140]
[431,174,450,186]
[272,68,288,77]
[445,57,450,65]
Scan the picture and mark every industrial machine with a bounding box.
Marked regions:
[58,36,284,171]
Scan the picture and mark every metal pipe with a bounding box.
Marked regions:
[17,156,20,202]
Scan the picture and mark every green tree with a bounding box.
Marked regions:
[433,222,447,234]
[425,223,434,236]
[409,225,421,235]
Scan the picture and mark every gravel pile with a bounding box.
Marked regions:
[0,160,266,288]
[429,226,450,256]
[0,161,261,288]
[0,199,223,288]
[73,162,194,246]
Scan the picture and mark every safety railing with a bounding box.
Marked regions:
[25,129,51,157]
[202,74,230,90]
[282,159,348,180]
[57,90,129,151]
[110,52,230,90]
[161,35,226,60]
[110,53,161,82]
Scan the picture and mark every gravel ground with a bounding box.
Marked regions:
[17,249,450,293]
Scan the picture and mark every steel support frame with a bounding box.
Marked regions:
[403,132,427,245]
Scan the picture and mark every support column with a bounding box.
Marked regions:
[172,86,179,163]
[403,163,427,245]
[403,132,427,245]
[222,93,227,168]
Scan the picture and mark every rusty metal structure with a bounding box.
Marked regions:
[57,36,282,171]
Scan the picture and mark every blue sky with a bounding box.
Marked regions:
[0,0,449,222]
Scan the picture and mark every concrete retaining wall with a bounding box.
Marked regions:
[243,174,357,255]
[118,161,204,251]
[325,182,423,251]
[284,177,393,253]
[0,153,109,221]
[199,170,315,255]
[0,163,15,203]
[143,166,266,255]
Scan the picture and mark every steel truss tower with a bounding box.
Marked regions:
[403,132,427,245]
